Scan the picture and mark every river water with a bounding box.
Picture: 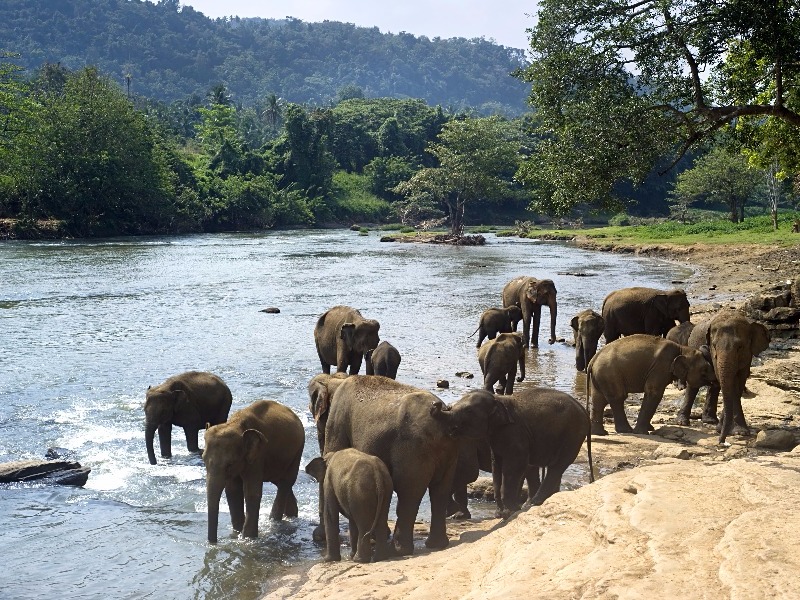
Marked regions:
[0,230,692,599]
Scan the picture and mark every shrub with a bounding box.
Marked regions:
[608,212,630,227]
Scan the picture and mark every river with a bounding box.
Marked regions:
[0,230,692,599]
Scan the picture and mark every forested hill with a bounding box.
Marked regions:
[0,0,531,113]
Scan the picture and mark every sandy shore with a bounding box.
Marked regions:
[263,240,800,600]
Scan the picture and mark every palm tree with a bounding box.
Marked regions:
[263,93,284,133]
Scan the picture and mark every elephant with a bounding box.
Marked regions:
[586,334,716,436]
[501,276,558,348]
[305,449,394,563]
[314,305,380,375]
[488,387,592,518]
[308,372,350,452]
[675,310,770,443]
[365,341,401,379]
[478,332,526,395]
[470,305,523,348]
[318,375,504,555]
[203,400,305,544]
[571,309,605,372]
[447,438,492,520]
[601,287,690,343]
[666,321,695,346]
[144,371,232,465]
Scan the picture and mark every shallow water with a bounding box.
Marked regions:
[0,230,692,599]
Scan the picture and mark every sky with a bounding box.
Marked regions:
[179,1,539,50]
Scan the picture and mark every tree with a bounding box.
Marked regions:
[196,84,238,155]
[395,116,520,236]
[669,147,762,223]
[519,0,800,214]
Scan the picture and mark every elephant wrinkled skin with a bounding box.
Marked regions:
[203,400,305,543]
[587,334,716,436]
[502,276,558,348]
[318,375,503,555]
[144,371,232,465]
[365,341,401,379]
[676,310,770,442]
[314,305,380,375]
[478,332,526,395]
[305,449,394,563]
[602,287,690,342]
[488,387,592,518]
[571,309,605,372]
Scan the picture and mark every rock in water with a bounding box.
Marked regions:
[0,459,91,487]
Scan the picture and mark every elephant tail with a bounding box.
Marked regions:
[466,325,480,339]
[585,369,595,484]
[366,469,390,550]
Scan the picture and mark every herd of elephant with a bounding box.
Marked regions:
[142,276,770,563]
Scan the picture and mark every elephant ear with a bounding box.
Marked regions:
[304,456,327,482]
[242,429,268,464]
[340,322,356,346]
[750,322,770,356]
[671,354,690,380]
[698,344,713,365]
[309,383,330,423]
[650,295,670,317]
[489,398,514,428]
[570,315,580,331]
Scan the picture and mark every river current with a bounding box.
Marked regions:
[0,230,692,599]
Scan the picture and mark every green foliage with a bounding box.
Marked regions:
[330,171,392,223]
[608,213,631,227]
[519,0,800,215]
[364,156,417,200]
[0,0,529,114]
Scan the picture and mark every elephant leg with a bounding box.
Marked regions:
[425,477,452,549]
[284,489,298,518]
[448,484,470,520]
[393,485,425,556]
[242,479,264,538]
[323,497,342,561]
[702,384,720,424]
[521,315,531,349]
[676,385,700,426]
[225,477,245,532]
[730,371,751,435]
[313,479,326,542]
[530,465,564,506]
[476,330,486,348]
[610,397,633,433]
[157,423,172,459]
[531,307,542,348]
[492,454,505,516]
[183,426,200,453]
[590,391,609,436]
[504,366,517,395]
[522,466,540,506]
[348,352,364,376]
[496,374,508,395]
[270,481,294,520]
[348,518,362,561]
[499,456,527,518]
[634,391,663,434]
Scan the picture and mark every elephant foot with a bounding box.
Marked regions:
[312,524,326,543]
[590,425,609,436]
[632,426,651,435]
[393,540,414,556]
[448,509,471,521]
[424,533,450,550]
[701,414,719,425]
[372,541,395,562]
[323,553,341,562]
[352,553,371,564]
[615,425,634,434]
[675,415,689,427]
[496,507,516,520]
[731,425,752,437]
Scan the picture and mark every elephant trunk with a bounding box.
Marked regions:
[575,338,586,372]
[517,347,526,382]
[548,298,558,342]
[145,422,158,465]
[207,477,225,544]
[365,350,375,375]
[715,359,740,444]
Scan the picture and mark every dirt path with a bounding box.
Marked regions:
[264,241,800,600]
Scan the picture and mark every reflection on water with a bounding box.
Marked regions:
[0,230,692,599]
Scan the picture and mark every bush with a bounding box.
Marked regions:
[608,212,631,226]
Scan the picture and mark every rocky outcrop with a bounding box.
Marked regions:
[742,279,800,338]
[0,459,90,486]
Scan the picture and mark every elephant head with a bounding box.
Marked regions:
[430,389,511,440]
[571,309,605,372]
[505,305,523,331]
[203,425,269,544]
[144,380,200,465]
[341,319,380,355]
[524,278,558,342]
[308,372,349,451]
[671,346,716,390]
[651,289,690,328]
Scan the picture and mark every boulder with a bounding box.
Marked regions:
[753,429,798,451]
[0,459,90,487]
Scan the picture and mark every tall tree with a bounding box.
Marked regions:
[395,116,520,236]
[519,0,800,215]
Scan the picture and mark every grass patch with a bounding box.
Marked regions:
[331,171,392,222]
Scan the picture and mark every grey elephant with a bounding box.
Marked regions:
[571,309,605,372]
[501,276,558,348]
[365,341,401,379]
[447,438,492,520]
[203,400,305,543]
[666,321,695,346]
[478,332,526,395]
[308,372,350,452]
[488,387,593,518]
[314,305,380,375]
[305,449,394,563]
[470,306,523,348]
[586,334,716,436]
[144,371,232,465]
[318,375,503,555]
[602,287,690,342]
[675,310,770,442]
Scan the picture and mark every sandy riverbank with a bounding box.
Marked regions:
[263,240,800,600]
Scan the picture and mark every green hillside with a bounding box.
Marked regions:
[0,0,530,113]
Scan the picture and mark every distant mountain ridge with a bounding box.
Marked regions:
[0,0,531,113]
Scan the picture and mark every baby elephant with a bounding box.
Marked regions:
[478,332,526,395]
[305,449,394,563]
[471,306,523,348]
[586,334,716,436]
[365,341,401,379]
